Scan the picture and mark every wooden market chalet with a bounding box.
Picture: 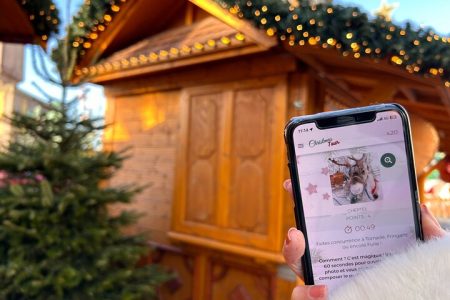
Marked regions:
[66,0,449,299]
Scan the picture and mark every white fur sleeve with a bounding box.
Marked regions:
[332,235,450,300]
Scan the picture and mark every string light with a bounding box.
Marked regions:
[149,52,158,61]
[139,55,147,63]
[207,39,216,47]
[308,37,317,45]
[235,33,245,41]
[130,57,138,65]
[221,36,231,45]
[429,68,438,75]
[391,56,403,65]
[327,38,336,46]
[71,1,450,87]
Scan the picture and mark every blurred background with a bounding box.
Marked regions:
[0,0,449,299]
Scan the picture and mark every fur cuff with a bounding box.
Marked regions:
[332,234,450,300]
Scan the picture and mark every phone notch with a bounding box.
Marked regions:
[316,111,376,129]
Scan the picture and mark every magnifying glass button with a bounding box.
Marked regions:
[381,153,396,168]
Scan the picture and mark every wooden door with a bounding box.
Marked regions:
[172,76,287,253]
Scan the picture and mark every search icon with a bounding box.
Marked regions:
[381,153,396,168]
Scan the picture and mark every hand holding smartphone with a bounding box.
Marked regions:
[284,104,423,291]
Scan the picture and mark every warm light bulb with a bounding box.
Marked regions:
[308,37,317,45]
[221,37,231,45]
[235,33,245,41]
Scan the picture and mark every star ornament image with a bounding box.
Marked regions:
[374,0,399,21]
[306,183,318,195]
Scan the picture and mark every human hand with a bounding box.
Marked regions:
[281,179,446,300]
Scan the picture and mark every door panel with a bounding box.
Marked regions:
[172,77,287,251]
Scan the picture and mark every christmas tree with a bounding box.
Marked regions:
[0,104,168,299]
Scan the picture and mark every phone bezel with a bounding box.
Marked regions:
[284,103,424,285]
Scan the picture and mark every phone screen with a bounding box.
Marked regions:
[293,110,418,291]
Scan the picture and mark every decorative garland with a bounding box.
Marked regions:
[68,0,126,56]
[18,0,60,40]
[52,0,127,81]
[216,0,450,87]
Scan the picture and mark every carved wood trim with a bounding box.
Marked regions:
[168,231,285,263]
[189,0,277,49]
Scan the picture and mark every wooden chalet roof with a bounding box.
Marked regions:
[74,0,450,152]
[0,0,37,44]
[79,16,267,83]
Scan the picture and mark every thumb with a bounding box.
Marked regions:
[291,285,327,300]
[421,204,446,240]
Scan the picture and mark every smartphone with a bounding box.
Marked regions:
[284,104,423,291]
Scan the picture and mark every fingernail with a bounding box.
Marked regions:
[421,203,430,214]
[308,285,327,299]
[283,179,291,190]
[286,227,297,245]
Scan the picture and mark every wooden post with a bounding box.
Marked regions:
[192,253,209,300]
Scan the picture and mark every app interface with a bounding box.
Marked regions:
[293,111,417,291]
